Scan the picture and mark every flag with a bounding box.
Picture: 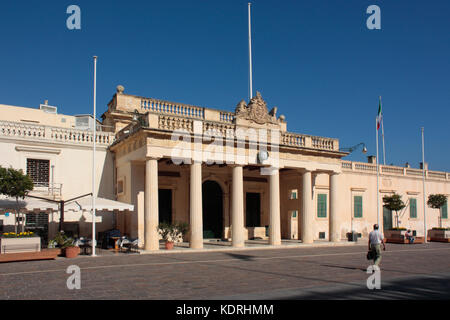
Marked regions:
[376,97,383,130]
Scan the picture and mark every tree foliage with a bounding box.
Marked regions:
[0,166,34,199]
[427,194,447,210]
[383,193,406,212]
[383,193,406,228]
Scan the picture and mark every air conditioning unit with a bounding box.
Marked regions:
[39,104,57,114]
[75,116,91,129]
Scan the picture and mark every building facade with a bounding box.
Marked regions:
[103,86,449,249]
[0,102,116,240]
[1,86,449,250]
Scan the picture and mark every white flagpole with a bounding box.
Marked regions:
[248,2,253,100]
[376,117,380,229]
[422,127,427,243]
[92,56,97,257]
[380,97,386,165]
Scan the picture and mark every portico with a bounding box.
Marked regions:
[107,87,346,250]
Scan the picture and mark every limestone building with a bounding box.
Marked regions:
[1,86,449,249]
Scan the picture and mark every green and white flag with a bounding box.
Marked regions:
[376,98,383,131]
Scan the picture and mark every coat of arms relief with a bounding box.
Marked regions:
[235,92,279,125]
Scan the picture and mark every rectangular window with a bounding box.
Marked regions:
[354,196,363,218]
[442,199,448,220]
[317,194,327,218]
[410,198,417,218]
[289,189,298,200]
[26,159,50,187]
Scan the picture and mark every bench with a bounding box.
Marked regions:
[430,237,450,243]
[386,236,424,244]
[0,249,61,263]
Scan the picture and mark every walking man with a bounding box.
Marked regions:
[368,224,386,266]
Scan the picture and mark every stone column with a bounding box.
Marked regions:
[231,165,245,247]
[269,169,281,245]
[144,158,159,251]
[329,172,340,242]
[301,170,314,244]
[190,161,203,249]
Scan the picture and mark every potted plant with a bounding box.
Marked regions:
[51,231,80,258]
[158,222,189,250]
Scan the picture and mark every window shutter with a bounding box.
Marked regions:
[442,200,448,219]
[410,198,417,218]
[354,196,363,218]
[317,194,327,218]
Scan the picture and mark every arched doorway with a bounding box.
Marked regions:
[202,180,223,239]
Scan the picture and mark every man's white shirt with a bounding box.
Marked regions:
[369,230,384,245]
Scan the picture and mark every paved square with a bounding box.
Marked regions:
[0,242,449,300]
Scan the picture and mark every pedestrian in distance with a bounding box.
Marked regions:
[368,224,386,267]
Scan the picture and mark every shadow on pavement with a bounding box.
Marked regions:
[283,274,450,300]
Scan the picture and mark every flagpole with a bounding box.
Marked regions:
[376,117,380,229]
[248,2,253,100]
[92,56,97,257]
[380,96,386,165]
[422,127,427,243]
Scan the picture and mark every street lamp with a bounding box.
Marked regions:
[340,142,367,154]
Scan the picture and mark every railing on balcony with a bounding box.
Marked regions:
[141,98,205,119]
[341,160,449,181]
[31,182,63,197]
[0,120,115,146]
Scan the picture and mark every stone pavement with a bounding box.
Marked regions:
[0,242,449,300]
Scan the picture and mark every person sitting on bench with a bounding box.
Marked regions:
[405,229,415,243]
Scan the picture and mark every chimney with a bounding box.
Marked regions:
[367,156,376,164]
[420,162,428,170]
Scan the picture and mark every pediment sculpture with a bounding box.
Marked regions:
[234,92,278,125]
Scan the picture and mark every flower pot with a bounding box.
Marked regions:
[64,246,80,258]
[165,241,174,250]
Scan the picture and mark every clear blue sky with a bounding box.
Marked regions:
[1,0,449,171]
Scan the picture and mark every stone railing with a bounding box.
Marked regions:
[0,121,46,139]
[219,111,235,124]
[148,114,340,152]
[141,98,205,120]
[341,160,449,181]
[0,120,114,147]
[158,115,194,132]
[281,133,306,147]
[311,137,336,151]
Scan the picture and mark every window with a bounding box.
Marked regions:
[354,196,363,218]
[26,159,50,187]
[117,179,125,195]
[317,194,327,218]
[289,189,298,200]
[291,210,298,218]
[442,199,448,220]
[410,198,417,218]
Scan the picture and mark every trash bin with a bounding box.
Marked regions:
[347,231,358,242]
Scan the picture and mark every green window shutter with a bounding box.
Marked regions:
[317,194,327,218]
[442,200,448,219]
[354,196,363,218]
[410,198,417,218]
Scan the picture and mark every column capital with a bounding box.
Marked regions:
[145,156,160,161]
